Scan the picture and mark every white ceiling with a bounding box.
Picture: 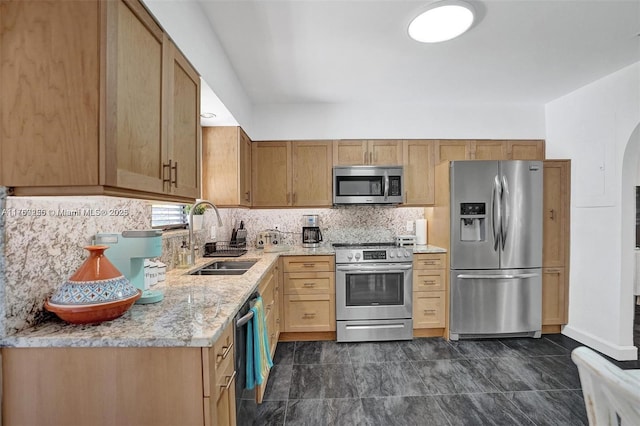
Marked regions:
[197,0,639,109]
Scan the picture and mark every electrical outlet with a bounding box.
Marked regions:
[406,220,414,232]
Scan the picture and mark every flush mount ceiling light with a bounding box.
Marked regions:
[200,112,217,119]
[408,0,475,43]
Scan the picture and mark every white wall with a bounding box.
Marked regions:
[142,0,253,128]
[545,62,640,360]
[250,101,545,140]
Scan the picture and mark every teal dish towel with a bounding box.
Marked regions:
[246,296,274,390]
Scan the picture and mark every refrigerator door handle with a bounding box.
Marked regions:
[492,175,501,251]
[501,175,510,250]
[456,273,540,280]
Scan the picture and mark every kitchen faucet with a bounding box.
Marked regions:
[189,200,223,265]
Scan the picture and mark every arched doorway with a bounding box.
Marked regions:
[621,122,640,353]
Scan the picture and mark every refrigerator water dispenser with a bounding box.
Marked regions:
[460,203,486,242]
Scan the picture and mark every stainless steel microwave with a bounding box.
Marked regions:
[333,165,404,205]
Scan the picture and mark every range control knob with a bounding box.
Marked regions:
[347,253,353,261]
[354,252,361,261]
[389,250,395,258]
[404,250,410,258]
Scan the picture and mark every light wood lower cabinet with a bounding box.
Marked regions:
[282,256,336,333]
[413,253,447,336]
[2,322,237,426]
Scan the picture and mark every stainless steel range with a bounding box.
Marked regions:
[334,242,413,342]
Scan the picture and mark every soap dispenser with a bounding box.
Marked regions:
[177,240,189,268]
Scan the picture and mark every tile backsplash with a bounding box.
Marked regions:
[0,192,425,336]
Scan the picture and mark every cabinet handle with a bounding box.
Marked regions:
[303,313,316,319]
[423,261,436,265]
[302,263,315,268]
[363,151,367,164]
[171,161,178,186]
[216,342,233,362]
[303,282,316,287]
[276,318,280,324]
[423,309,437,313]
[293,192,297,204]
[162,160,172,187]
[369,152,373,164]
[245,191,251,202]
[287,192,291,203]
[550,209,555,220]
[547,268,561,273]
[220,370,237,392]
[423,280,436,285]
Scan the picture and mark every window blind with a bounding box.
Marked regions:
[151,204,187,229]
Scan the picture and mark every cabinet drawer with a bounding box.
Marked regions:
[282,256,335,273]
[213,348,235,403]
[284,294,335,332]
[414,253,446,270]
[413,269,445,292]
[213,322,234,371]
[284,272,334,295]
[413,291,446,328]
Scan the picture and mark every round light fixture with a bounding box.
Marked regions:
[408,0,475,43]
[200,112,217,119]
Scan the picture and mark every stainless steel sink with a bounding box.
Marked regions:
[201,261,257,270]
[189,260,257,276]
[190,269,248,276]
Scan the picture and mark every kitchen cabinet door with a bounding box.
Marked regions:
[434,140,471,164]
[508,140,545,160]
[0,0,100,187]
[542,267,567,325]
[105,0,166,194]
[251,141,292,207]
[292,141,333,206]
[165,41,201,199]
[203,126,252,207]
[472,140,508,160]
[543,160,570,268]
[333,140,368,165]
[403,140,435,205]
[369,140,403,165]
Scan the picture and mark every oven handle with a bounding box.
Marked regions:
[336,263,413,272]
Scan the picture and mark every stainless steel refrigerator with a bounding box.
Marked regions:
[449,160,543,340]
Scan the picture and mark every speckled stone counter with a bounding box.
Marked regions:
[0,243,446,348]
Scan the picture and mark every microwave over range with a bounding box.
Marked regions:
[333,165,404,205]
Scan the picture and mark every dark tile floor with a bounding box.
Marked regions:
[237,335,593,426]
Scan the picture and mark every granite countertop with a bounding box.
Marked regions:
[1,243,446,349]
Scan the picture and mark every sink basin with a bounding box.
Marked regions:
[189,269,248,276]
[189,260,257,276]
[201,261,257,270]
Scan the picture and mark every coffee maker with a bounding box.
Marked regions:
[302,214,323,248]
[94,230,163,304]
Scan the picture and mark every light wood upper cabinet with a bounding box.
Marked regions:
[333,140,402,165]
[508,140,545,160]
[292,141,333,206]
[252,140,332,207]
[471,141,508,160]
[0,0,201,202]
[403,140,435,205]
[203,127,252,207]
[165,42,201,199]
[434,140,471,164]
[252,142,291,207]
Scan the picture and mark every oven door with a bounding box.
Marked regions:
[336,263,412,321]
